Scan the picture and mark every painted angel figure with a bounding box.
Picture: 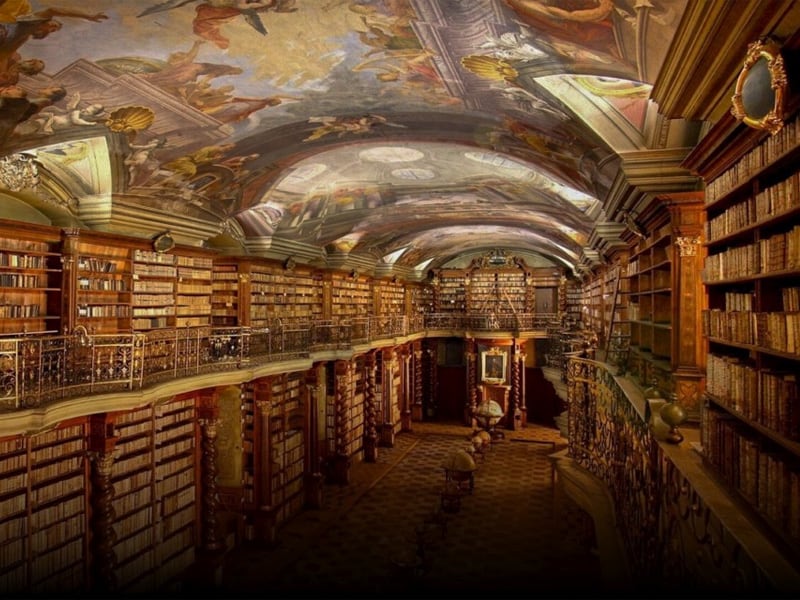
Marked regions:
[137,0,298,50]
[303,114,406,142]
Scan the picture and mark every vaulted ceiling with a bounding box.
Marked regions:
[2,1,798,278]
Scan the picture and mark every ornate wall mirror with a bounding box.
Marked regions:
[731,38,788,135]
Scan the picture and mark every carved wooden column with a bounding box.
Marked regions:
[664,192,706,421]
[466,340,478,427]
[87,413,118,593]
[363,351,379,463]
[60,228,79,334]
[380,349,396,447]
[197,391,223,552]
[253,378,276,542]
[412,342,424,422]
[305,367,324,508]
[331,359,351,484]
[510,343,524,430]
[425,341,437,420]
[517,347,527,427]
[400,345,413,433]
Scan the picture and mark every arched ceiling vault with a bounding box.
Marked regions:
[3,0,767,279]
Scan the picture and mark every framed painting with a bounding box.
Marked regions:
[481,348,507,384]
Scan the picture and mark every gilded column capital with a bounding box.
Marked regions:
[674,236,701,257]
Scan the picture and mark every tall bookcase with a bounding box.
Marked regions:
[71,236,133,334]
[132,249,178,331]
[0,220,63,336]
[175,252,214,328]
[697,113,800,555]
[625,217,673,388]
[269,372,306,527]
[0,420,88,595]
[111,398,196,592]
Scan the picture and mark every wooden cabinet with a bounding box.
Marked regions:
[696,114,800,553]
[0,220,63,336]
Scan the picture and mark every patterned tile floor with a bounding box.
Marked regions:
[216,421,607,599]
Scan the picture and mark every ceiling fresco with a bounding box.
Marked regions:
[0,0,690,275]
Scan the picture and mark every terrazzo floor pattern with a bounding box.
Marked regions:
[219,421,605,599]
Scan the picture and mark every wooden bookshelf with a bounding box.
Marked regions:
[175,251,214,329]
[330,272,372,320]
[269,372,306,527]
[211,260,241,327]
[0,421,88,595]
[69,235,133,334]
[625,218,674,389]
[132,249,177,331]
[694,112,800,556]
[0,221,63,336]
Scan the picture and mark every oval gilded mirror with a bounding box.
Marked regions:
[731,38,787,135]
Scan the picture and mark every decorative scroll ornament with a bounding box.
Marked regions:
[674,236,701,257]
[0,153,39,191]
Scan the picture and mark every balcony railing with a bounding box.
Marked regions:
[565,354,797,594]
[0,313,553,411]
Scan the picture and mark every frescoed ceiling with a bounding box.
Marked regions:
[0,0,742,276]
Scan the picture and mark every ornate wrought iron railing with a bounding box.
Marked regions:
[0,312,548,410]
[565,355,785,594]
[424,312,558,331]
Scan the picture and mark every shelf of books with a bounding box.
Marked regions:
[132,249,177,331]
[624,216,674,390]
[240,382,256,508]
[433,269,466,312]
[375,279,405,316]
[330,273,372,320]
[111,405,156,591]
[467,269,527,314]
[153,397,196,587]
[250,262,322,327]
[347,357,366,459]
[74,239,132,334]
[175,251,214,329]
[0,421,89,596]
[211,261,241,327]
[0,220,63,336]
[700,114,800,556]
[269,372,306,527]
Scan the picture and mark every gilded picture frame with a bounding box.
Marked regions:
[481,348,507,384]
[731,38,787,135]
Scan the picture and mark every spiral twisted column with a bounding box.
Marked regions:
[88,450,117,593]
[199,417,223,551]
[412,345,424,422]
[363,351,378,462]
[331,360,351,484]
[511,347,524,430]
[466,346,478,427]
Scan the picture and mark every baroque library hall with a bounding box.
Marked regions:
[2,1,800,598]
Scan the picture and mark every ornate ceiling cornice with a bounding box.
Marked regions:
[653,0,800,124]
